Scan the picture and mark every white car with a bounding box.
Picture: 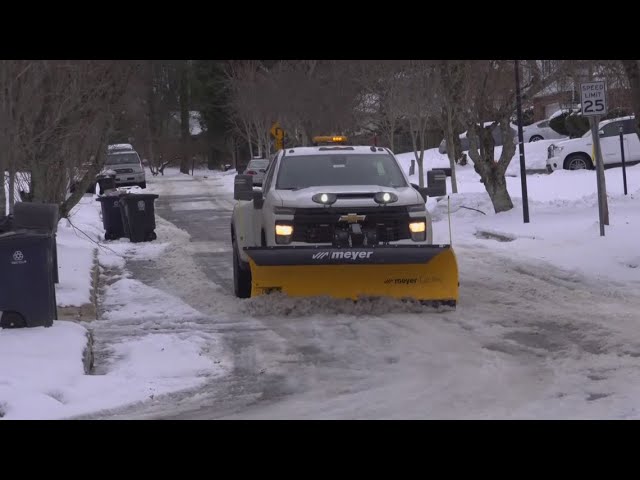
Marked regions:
[522,118,567,142]
[230,143,446,298]
[546,115,639,172]
[104,144,147,188]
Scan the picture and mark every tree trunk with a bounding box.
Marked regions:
[621,60,640,142]
[244,121,254,158]
[445,109,458,194]
[409,120,424,188]
[0,160,5,217]
[146,60,158,175]
[179,61,190,174]
[302,121,313,147]
[385,119,395,152]
[467,123,514,213]
[483,168,513,213]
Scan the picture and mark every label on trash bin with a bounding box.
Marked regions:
[137,200,146,211]
[11,250,27,265]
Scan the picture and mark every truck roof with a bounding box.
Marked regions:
[284,146,391,156]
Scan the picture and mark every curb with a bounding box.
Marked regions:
[56,248,99,322]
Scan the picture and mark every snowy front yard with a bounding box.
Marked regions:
[0,189,229,420]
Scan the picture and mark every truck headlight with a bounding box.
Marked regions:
[275,223,293,244]
[312,193,337,205]
[548,144,563,159]
[374,192,398,204]
[409,220,426,241]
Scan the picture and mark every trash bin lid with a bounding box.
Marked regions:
[12,202,59,233]
[120,193,159,200]
[0,230,52,243]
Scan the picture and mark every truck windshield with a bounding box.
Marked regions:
[106,153,140,165]
[276,154,407,189]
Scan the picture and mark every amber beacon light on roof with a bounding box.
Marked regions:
[312,135,348,145]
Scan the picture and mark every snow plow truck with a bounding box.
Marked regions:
[230,136,459,307]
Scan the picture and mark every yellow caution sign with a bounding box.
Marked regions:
[271,122,285,150]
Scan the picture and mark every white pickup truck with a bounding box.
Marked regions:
[230,142,448,299]
[546,115,640,172]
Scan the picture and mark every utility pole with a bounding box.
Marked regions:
[514,60,530,223]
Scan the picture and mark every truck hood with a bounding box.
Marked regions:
[552,136,590,148]
[276,185,423,208]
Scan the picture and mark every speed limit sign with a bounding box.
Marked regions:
[580,81,607,117]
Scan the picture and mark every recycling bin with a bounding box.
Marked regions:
[12,202,60,285]
[96,193,127,240]
[119,193,159,243]
[0,231,57,328]
[0,215,12,234]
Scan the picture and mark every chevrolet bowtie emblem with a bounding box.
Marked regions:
[339,213,366,223]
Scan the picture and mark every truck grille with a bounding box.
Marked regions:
[292,206,411,244]
[115,168,134,174]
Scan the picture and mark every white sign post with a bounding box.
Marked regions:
[581,81,608,236]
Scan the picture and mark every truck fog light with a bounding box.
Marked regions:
[409,221,426,242]
[275,223,293,244]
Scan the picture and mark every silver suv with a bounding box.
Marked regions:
[105,144,146,189]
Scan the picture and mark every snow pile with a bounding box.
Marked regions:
[1,188,230,420]
[429,164,640,285]
[395,141,553,179]
[0,321,90,419]
[55,196,104,307]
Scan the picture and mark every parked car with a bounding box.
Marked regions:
[104,144,147,189]
[522,118,567,142]
[546,115,640,172]
[438,122,518,154]
[243,158,270,185]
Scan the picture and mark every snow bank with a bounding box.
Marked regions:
[431,163,640,285]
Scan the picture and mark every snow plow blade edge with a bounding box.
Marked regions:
[245,245,458,305]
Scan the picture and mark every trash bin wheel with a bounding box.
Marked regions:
[145,231,157,241]
[105,231,118,241]
[0,311,27,329]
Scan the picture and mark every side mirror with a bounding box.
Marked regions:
[411,183,429,203]
[598,129,605,136]
[252,190,264,209]
[234,174,254,201]
[425,169,447,197]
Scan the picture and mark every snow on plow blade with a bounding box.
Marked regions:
[245,245,459,306]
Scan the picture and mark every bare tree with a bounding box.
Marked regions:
[262,60,362,146]
[2,60,136,217]
[396,61,441,188]
[434,60,467,194]
[459,60,570,213]
[179,60,191,174]
[354,60,408,151]
[621,60,640,140]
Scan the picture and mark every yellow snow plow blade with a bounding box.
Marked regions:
[245,245,458,307]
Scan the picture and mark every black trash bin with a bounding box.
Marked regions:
[96,193,127,240]
[96,171,116,194]
[119,193,159,243]
[0,215,12,234]
[12,202,60,285]
[0,231,57,328]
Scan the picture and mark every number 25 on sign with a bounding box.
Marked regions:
[580,81,607,117]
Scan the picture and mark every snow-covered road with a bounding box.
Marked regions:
[82,170,640,419]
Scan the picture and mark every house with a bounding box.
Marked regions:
[532,74,631,121]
